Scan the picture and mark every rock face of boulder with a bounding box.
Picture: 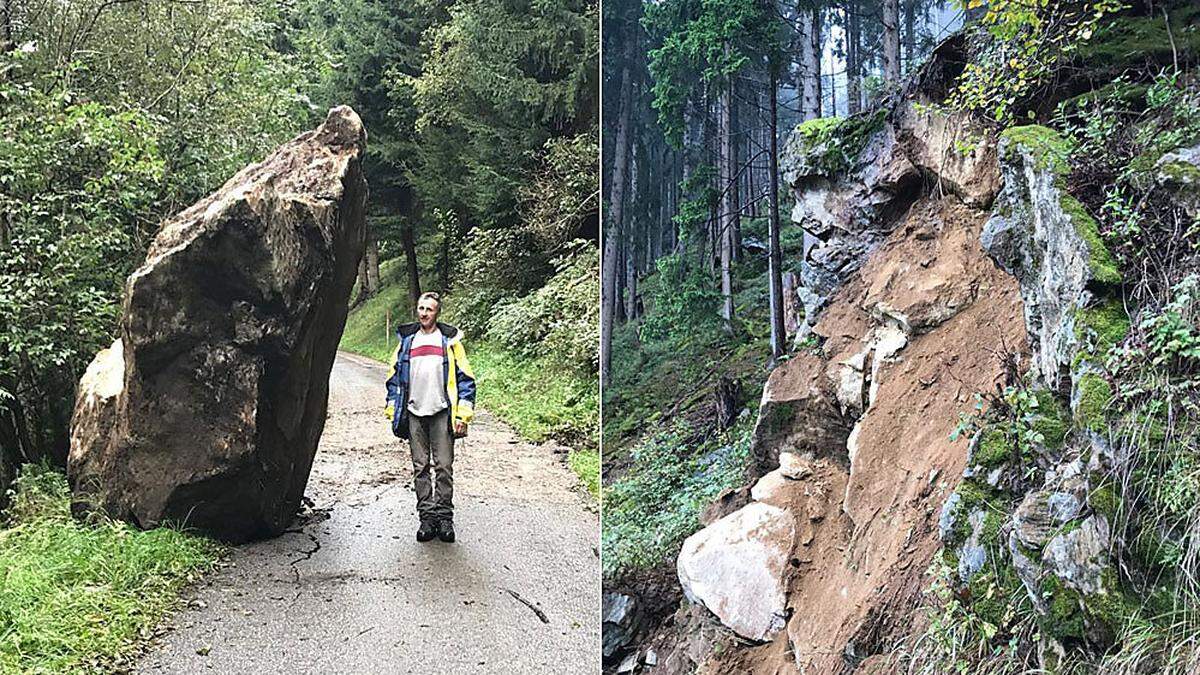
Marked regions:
[676,502,795,642]
[68,106,367,542]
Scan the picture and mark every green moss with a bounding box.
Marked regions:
[1000,125,1074,176]
[980,510,1006,547]
[1159,159,1200,184]
[1060,194,1122,286]
[1041,574,1087,640]
[1084,567,1136,643]
[1089,483,1121,521]
[1075,298,1131,354]
[1058,81,1149,113]
[957,478,1000,511]
[1032,389,1070,451]
[969,564,1022,627]
[974,427,1013,468]
[1078,6,1200,69]
[795,116,843,143]
[1075,373,1114,433]
[794,109,887,175]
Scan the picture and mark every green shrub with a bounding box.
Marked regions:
[486,242,599,373]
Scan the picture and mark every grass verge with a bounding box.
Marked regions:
[0,464,221,673]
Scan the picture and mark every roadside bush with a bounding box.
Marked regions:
[487,242,599,373]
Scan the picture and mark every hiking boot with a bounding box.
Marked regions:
[416,519,437,542]
[436,519,455,543]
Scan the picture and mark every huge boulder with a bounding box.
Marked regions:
[68,106,368,542]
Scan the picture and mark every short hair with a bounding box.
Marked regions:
[418,292,441,310]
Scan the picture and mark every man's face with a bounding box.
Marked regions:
[417,298,439,329]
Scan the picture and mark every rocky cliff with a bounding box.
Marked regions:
[612,8,1200,673]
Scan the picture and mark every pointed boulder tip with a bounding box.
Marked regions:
[322,105,367,148]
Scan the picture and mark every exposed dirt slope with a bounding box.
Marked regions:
[657,196,1027,673]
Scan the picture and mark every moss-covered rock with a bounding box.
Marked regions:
[1077,4,1200,70]
[789,110,889,176]
[1075,373,1114,433]
[1158,158,1200,185]
[1041,574,1087,640]
[1088,483,1120,522]
[1032,389,1070,451]
[973,427,1013,468]
[1060,194,1122,287]
[1000,125,1074,176]
[1075,299,1131,355]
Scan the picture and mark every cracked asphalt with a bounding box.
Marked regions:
[135,352,600,674]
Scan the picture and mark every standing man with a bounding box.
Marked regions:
[384,292,476,543]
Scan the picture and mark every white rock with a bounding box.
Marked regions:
[778,452,812,480]
[750,469,792,506]
[677,502,795,642]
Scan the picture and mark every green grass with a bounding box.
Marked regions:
[0,465,221,674]
[338,276,600,499]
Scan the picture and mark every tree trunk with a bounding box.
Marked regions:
[883,0,901,85]
[767,67,786,364]
[846,1,861,115]
[401,220,420,316]
[354,229,381,306]
[601,64,633,388]
[904,0,916,73]
[625,142,639,320]
[729,76,741,263]
[800,5,822,121]
[719,70,735,334]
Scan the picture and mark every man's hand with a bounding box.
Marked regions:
[454,420,467,437]
[384,404,394,421]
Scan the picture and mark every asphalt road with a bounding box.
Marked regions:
[135,352,600,674]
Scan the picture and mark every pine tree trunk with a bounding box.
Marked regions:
[903,0,916,73]
[601,64,633,388]
[883,0,900,84]
[729,77,741,263]
[846,1,861,115]
[767,68,786,363]
[625,144,639,320]
[401,220,420,315]
[800,5,822,121]
[719,70,735,334]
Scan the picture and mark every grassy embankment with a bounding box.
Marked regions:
[0,465,221,673]
[339,260,599,499]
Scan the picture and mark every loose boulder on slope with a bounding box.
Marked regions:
[68,106,368,543]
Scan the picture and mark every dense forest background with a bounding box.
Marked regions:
[0,0,600,496]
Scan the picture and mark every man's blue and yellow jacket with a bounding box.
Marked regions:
[384,321,476,439]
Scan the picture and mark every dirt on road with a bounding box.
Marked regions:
[136,351,600,674]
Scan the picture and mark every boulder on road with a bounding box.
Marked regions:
[68,106,368,542]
